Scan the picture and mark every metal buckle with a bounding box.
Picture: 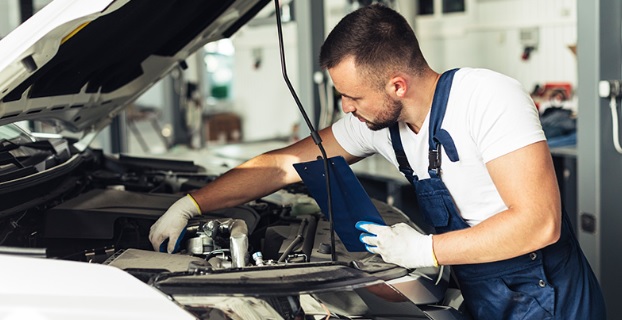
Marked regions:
[428,144,442,174]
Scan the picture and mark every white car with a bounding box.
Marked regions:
[0,1,467,319]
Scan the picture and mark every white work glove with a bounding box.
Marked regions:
[149,194,201,253]
[356,221,438,269]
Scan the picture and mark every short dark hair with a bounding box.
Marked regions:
[319,4,428,89]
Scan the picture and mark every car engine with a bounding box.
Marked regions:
[0,145,411,270]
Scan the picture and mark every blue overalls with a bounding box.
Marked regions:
[388,69,606,319]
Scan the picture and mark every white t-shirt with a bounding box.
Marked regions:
[332,68,546,226]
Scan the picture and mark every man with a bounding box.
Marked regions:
[150,4,605,319]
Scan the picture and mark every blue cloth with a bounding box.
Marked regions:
[547,132,576,148]
[388,69,605,319]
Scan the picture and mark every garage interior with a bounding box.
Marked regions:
[0,0,620,318]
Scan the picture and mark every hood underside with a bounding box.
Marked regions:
[0,0,269,135]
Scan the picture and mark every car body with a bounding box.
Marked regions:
[0,1,467,319]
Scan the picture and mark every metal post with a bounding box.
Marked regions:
[577,0,622,317]
[293,0,324,137]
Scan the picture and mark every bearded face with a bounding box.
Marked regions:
[364,93,403,131]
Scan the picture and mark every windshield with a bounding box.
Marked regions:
[0,122,75,182]
[0,124,34,145]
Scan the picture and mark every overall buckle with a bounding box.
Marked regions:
[428,144,442,174]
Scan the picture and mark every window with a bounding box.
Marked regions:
[418,0,466,15]
[204,39,235,101]
[418,0,434,15]
[443,0,465,13]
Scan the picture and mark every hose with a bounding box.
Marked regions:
[277,218,308,263]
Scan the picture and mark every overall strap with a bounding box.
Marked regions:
[389,124,415,183]
[389,69,460,181]
[428,69,460,175]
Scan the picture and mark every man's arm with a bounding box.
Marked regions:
[149,126,359,251]
[190,126,360,213]
[433,140,561,265]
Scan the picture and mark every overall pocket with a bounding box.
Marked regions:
[459,261,556,320]
[415,179,466,232]
[416,191,450,228]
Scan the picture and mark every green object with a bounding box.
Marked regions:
[291,202,320,216]
[211,85,229,99]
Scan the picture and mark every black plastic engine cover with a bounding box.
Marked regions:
[44,188,260,239]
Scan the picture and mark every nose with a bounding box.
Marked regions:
[341,97,355,113]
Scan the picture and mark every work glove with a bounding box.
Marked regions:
[149,194,201,253]
[356,221,438,269]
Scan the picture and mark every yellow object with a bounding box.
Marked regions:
[431,235,439,267]
[61,21,91,44]
[187,194,202,215]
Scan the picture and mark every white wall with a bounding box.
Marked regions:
[231,22,301,141]
[323,0,576,94]
[416,0,577,92]
[0,0,20,39]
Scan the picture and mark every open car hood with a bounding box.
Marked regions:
[0,0,269,142]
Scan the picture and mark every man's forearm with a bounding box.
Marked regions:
[433,205,561,265]
[188,127,355,214]
[189,151,302,213]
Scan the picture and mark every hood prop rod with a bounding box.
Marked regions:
[273,0,336,262]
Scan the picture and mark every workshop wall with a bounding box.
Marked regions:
[416,0,577,92]
[322,0,576,104]
[0,1,20,38]
[230,21,302,142]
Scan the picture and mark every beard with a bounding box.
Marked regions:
[364,94,403,131]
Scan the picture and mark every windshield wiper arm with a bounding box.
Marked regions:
[0,138,19,153]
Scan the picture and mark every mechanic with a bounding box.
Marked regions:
[150,4,605,319]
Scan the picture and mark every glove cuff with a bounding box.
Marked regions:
[429,235,439,267]
[186,194,202,216]
[173,194,201,219]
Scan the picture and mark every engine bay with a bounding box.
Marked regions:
[0,146,411,272]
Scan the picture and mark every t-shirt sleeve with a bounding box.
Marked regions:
[466,72,546,163]
[331,113,377,158]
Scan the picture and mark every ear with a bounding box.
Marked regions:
[387,75,408,98]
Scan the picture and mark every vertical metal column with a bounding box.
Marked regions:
[169,67,189,147]
[18,0,33,23]
[577,0,622,317]
[110,114,127,154]
[293,0,324,137]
